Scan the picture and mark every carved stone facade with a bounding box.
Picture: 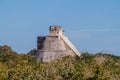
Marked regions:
[28,25,80,62]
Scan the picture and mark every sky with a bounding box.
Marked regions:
[0,0,120,56]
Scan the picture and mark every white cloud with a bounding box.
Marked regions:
[66,28,120,55]
[72,28,120,32]
[67,28,120,40]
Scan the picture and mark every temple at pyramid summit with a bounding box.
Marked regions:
[28,25,81,62]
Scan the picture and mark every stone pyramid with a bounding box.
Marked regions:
[28,25,80,62]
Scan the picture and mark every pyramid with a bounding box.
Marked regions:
[28,25,80,62]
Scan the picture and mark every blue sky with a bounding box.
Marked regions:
[0,0,120,56]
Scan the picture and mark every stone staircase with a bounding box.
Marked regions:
[60,35,80,56]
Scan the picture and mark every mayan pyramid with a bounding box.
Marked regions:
[28,25,80,62]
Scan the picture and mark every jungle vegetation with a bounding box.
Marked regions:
[0,45,120,80]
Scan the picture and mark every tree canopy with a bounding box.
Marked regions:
[0,45,120,80]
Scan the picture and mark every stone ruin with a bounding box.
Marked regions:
[28,25,81,62]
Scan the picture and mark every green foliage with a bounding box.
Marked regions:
[0,45,120,80]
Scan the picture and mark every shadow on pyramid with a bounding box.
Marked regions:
[28,25,81,62]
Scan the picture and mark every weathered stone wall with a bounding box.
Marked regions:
[36,50,75,62]
[28,25,80,62]
[42,40,66,51]
[37,36,45,50]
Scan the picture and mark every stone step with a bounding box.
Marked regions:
[60,35,80,56]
